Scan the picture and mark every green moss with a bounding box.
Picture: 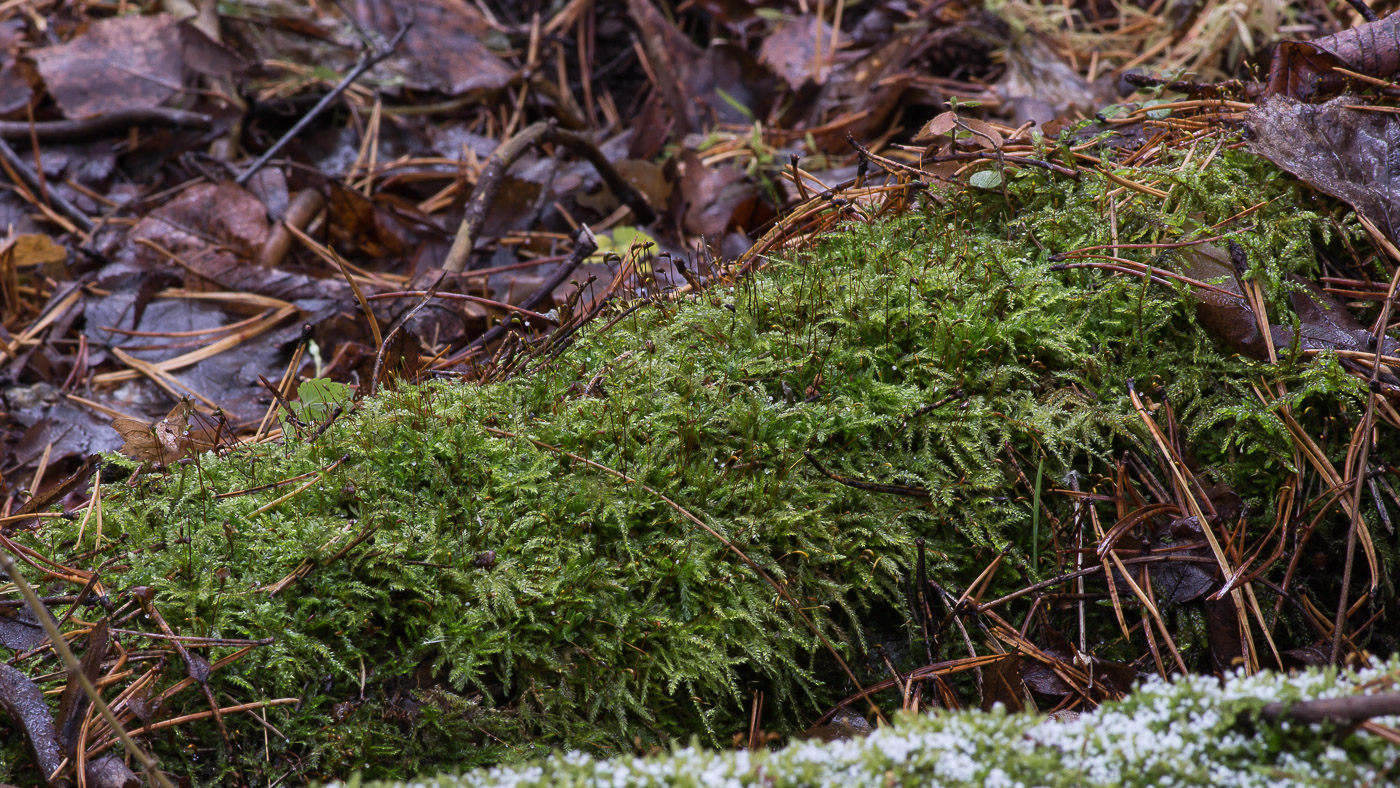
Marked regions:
[3,143,1388,785]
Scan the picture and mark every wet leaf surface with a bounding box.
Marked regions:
[1247,95,1400,239]
[0,607,48,651]
[0,662,63,785]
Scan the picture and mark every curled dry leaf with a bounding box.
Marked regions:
[110,399,222,465]
[915,111,959,142]
[1265,14,1400,99]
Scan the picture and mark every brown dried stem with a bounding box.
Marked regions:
[0,108,212,142]
[442,122,655,273]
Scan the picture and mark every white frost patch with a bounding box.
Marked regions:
[329,659,1400,788]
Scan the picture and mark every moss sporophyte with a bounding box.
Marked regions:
[4,144,1392,784]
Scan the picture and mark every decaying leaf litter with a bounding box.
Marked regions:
[1,0,1400,784]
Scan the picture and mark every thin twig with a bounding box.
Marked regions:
[442,121,655,272]
[0,137,94,233]
[236,23,411,186]
[0,108,213,142]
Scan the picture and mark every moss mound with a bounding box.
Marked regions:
[4,143,1387,784]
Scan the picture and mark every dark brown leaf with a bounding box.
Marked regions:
[1266,14,1400,99]
[627,0,705,134]
[327,182,410,260]
[56,618,108,754]
[0,607,48,651]
[3,454,98,535]
[32,14,184,119]
[1247,95,1400,240]
[980,652,1025,712]
[760,15,832,91]
[176,20,247,77]
[679,151,763,239]
[1204,594,1246,673]
[134,181,270,263]
[358,0,512,96]
[1020,656,1072,697]
[1174,243,1400,360]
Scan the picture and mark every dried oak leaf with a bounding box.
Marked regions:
[111,400,220,465]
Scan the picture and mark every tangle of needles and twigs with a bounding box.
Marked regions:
[369,271,447,397]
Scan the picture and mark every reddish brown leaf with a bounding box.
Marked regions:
[679,151,762,239]
[129,182,270,273]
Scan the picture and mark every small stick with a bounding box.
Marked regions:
[1259,691,1400,726]
[442,122,655,272]
[136,594,232,754]
[0,137,94,233]
[0,108,213,142]
[236,23,411,186]
[443,225,598,366]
